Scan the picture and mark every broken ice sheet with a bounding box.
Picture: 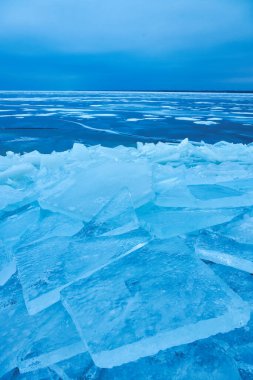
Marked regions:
[214,207,253,245]
[50,352,93,380]
[16,229,150,314]
[18,207,83,247]
[207,263,253,376]
[0,203,40,249]
[0,203,82,285]
[61,238,250,368]
[208,263,253,308]
[233,344,253,378]
[155,183,253,209]
[77,188,139,238]
[98,339,241,380]
[0,275,85,378]
[153,160,253,209]
[188,184,244,200]
[1,367,59,380]
[39,160,153,221]
[219,315,253,378]
[0,185,35,213]
[195,230,253,273]
[216,177,253,194]
[137,203,242,239]
[0,240,16,286]
[0,202,82,250]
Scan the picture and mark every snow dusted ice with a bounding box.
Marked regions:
[1,138,253,378]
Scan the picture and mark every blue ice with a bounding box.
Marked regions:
[0,140,253,377]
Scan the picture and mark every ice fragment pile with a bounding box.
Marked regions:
[1,139,253,379]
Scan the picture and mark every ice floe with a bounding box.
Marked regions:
[1,139,253,377]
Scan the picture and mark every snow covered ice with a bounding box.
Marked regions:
[1,139,253,377]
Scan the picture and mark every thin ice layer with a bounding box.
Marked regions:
[50,352,93,380]
[0,275,85,377]
[39,160,153,221]
[137,204,242,238]
[61,238,250,368]
[77,188,139,238]
[16,229,150,314]
[195,230,253,273]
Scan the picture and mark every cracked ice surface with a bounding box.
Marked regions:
[1,139,253,377]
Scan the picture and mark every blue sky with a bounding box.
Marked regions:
[0,0,252,90]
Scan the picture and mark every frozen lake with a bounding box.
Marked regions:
[0,91,252,154]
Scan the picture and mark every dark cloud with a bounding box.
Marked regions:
[0,0,252,90]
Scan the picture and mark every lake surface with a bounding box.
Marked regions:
[0,91,252,154]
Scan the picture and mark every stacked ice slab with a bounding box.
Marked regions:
[1,139,253,379]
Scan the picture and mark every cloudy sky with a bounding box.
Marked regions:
[0,0,252,90]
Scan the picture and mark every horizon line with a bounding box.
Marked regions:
[0,89,252,94]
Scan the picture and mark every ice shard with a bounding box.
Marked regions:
[208,263,253,308]
[0,185,35,213]
[195,230,253,273]
[16,229,150,314]
[61,238,250,368]
[155,184,253,209]
[98,340,241,380]
[208,263,253,378]
[0,275,85,378]
[50,352,93,380]
[137,204,242,239]
[0,204,40,249]
[78,188,139,238]
[39,160,153,221]
[214,207,253,245]
[0,367,58,380]
[0,240,16,286]
[18,207,83,247]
